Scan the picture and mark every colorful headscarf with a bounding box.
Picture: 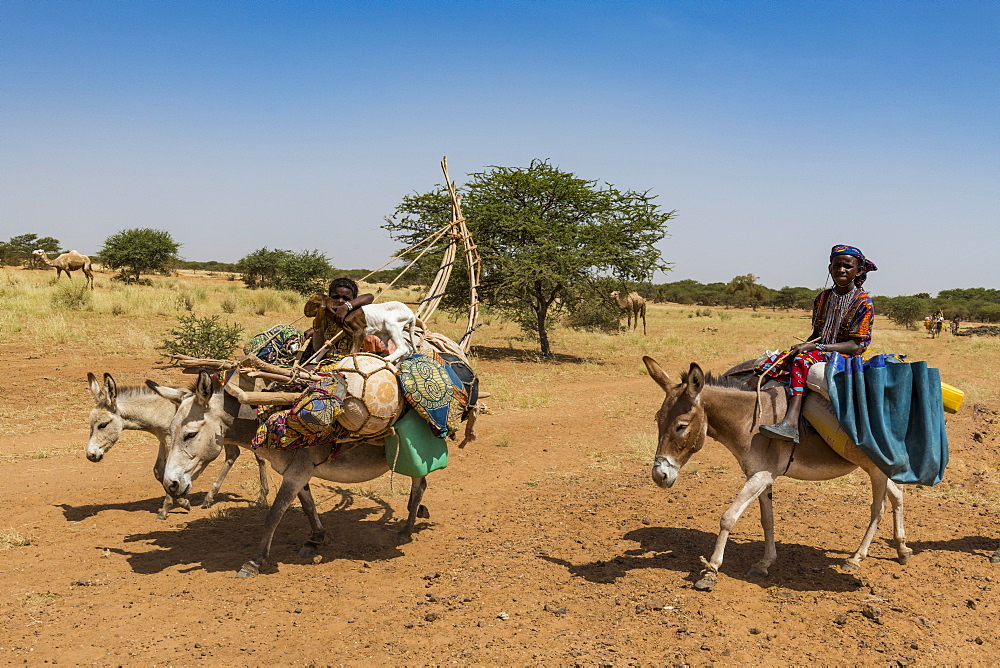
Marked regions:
[830,245,878,286]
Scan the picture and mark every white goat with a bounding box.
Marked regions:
[341,301,418,364]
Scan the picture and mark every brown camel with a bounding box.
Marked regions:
[610,290,647,334]
[33,249,94,288]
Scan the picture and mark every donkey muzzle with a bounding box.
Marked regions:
[164,476,192,498]
[651,456,679,489]
[85,445,104,463]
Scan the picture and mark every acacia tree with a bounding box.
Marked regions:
[99,228,180,284]
[725,273,770,310]
[1,233,61,267]
[236,248,332,295]
[385,160,674,354]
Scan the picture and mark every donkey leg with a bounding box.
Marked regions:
[254,453,270,506]
[202,441,240,508]
[153,438,186,519]
[884,479,912,564]
[237,452,313,578]
[396,476,428,543]
[748,484,777,578]
[698,471,775,590]
[296,483,326,559]
[844,469,889,570]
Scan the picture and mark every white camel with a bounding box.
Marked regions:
[33,249,94,288]
[610,290,647,335]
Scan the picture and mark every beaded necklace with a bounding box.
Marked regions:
[820,285,859,344]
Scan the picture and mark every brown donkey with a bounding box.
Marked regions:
[642,356,912,590]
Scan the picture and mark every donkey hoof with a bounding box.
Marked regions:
[156,512,167,520]
[298,541,322,559]
[417,505,430,519]
[897,549,913,565]
[236,560,260,578]
[694,571,718,591]
[841,559,860,572]
[177,498,191,511]
[746,567,769,579]
[990,553,999,564]
[200,497,215,509]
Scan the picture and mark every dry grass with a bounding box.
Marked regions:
[3,266,996,466]
[1,528,32,550]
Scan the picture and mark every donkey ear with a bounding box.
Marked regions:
[643,356,672,392]
[87,373,106,404]
[686,363,706,401]
[146,379,190,405]
[103,373,118,408]
[194,371,216,407]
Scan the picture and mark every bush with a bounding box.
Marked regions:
[158,314,244,360]
[565,298,621,332]
[51,281,92,311]
[237,248,333,295]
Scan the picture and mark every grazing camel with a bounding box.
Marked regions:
[33,249,94,288]
[610,290,647,335]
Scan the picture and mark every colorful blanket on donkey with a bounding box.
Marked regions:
[395,353,469,439]
[243,325,305,365]
[824,354,948,486]
[250,367,349,451]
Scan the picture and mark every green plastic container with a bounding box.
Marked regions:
[384,410,449,477]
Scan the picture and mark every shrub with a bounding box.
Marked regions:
[51,281,92,311]
[565,298,621,332]
[158,314,244,360]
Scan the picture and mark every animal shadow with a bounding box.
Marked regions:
[110,489,424,575]
[56,491,244,522]
[541,526,876,593]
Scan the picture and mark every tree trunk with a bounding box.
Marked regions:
[533,280,561,356]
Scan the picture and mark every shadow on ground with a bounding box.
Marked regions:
[470,345,598,364]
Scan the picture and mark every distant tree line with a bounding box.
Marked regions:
[7,228,997,327]
[626,276,1000,325]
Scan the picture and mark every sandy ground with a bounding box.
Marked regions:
[1,336,998,666]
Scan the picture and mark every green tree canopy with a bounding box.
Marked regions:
[724,273,770,310]
[386,160,674,354]
[1,233,62,267]
[99,228,180,284]
[236,247,333,295]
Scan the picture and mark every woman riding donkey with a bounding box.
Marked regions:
[757,245,877,443]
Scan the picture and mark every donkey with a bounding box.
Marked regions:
[642,356,913,590]
[86,372,268,520]
[147,371,431,578]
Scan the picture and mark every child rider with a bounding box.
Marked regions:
[757,245,877,443]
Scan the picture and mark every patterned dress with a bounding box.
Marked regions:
[759,288,874,395]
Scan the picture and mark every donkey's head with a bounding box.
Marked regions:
[86,373,124,462]
[148,371,228,498]
[642,357,708,489]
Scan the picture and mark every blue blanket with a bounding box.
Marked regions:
[824,354,948,485]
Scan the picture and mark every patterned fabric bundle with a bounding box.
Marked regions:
[395,352,469,439]
[757,349,826,396]
[251,374,347,450]
[243,325,305,365]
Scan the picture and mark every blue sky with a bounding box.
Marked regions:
[2,1,997,296]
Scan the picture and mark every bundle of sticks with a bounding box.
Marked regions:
[169,353,318,406]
